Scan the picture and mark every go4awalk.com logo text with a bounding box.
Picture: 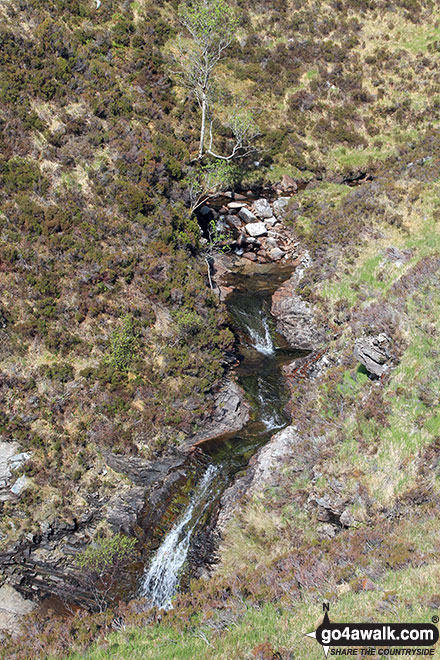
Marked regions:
[305,604,439,657]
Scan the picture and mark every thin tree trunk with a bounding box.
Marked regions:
[199,91,207,158]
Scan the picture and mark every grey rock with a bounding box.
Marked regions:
[271,269,326,350]
[268,248,285,261]
[0,584,36,635]
[106,486,147,534]
[265,237,278,248]
[245,222,267,238]
[0,442,20,483]
[272,197,290,218]
[190,379,250,446]
[354,333,391,377]
[238,207,257,223]
[340,510,354,527]
[225,214,242,230]
[10,475,28,496]
[228,201,246,210]
[253,198,273,219]
[264,216,278,227]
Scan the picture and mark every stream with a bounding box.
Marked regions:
[139,266,302,610]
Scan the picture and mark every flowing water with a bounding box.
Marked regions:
[140,266,304,609]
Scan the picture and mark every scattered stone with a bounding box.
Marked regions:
[10,475,29,496]
[233,193,247,201]
[265,237,278,248]
[340,509,354,527]
[225,214,242,230]
[354,333,391,377]
[242,252,257,261]
[317,523,337,539]
[268,248,285,261]
[264,216,277,227]
[361,577,377,591]
[228,201,247,210]
[280,174,298,192]
[273,196,290,218]
[238,207,257,223]
[246,222,267,238]
[253,198,273,218]
[382,246,413,267]
[0,443,31,502]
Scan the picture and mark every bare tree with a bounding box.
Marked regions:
[174,0,258,160]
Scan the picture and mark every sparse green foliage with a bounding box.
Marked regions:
[76,534,137,573]
[185,160,235,212]
[107,315,138,371]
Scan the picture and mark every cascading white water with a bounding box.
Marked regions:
[257,377,284,431]
[140,464,219,610]
[248,311,274,355]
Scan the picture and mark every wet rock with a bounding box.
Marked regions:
[246,222,267,238]
[106,486,147,534]
[273,196,290,218]
[191,379,250,447]
[271,267,326,350]
[353,333,391,377]
[238,207,257,223]
[253,198,273,219]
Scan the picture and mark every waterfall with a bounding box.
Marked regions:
[140,464,219,610]
[257,376,284,431]
[247,310,274,356]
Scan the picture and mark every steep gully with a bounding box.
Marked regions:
[140,265,306,609]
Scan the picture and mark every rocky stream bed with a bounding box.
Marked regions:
[0,190,328,631]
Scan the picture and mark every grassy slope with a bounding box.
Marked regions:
[2,0,440,657]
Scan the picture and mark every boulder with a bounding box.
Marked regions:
[246,222,267,238]
[253,198,273,219]
[271,267,326,350]
[353,333,391,377]
[0,443,31,501]
[238,207,257,223]
[273,197,290,218]
[191,379,250,446]
[0,584,36,636]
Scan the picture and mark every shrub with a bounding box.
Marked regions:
[107,314,139,371]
